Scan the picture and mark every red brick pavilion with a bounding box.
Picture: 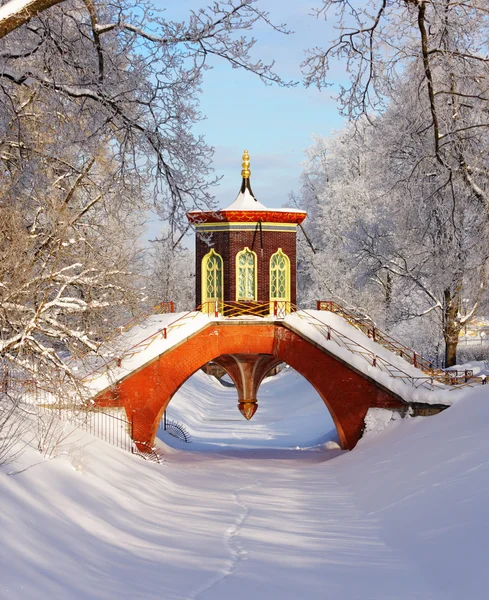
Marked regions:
[187,151,306,313]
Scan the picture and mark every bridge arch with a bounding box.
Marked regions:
[95,321,406,452]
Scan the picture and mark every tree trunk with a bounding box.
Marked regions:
[0,0,64,39]
[384,271,392,309]
[443,287,461,368]
[444,337,458,368]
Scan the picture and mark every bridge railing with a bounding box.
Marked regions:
[317,300,435,372]
[316,300,484,389]
[84,301,294,381]
[82,305,208,382]
[201,300,293,318]
[289,309,444,392]
[65,301,176,371]
[81,297,483,393]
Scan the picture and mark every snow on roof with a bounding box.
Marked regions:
[188,150,306,217]
[186,190,306,216]
[223,187,267,211]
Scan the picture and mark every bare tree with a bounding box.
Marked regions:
[0,0,292,223]
[303,0,489,213]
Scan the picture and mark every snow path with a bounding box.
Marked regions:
[186,480,260,600]
[3,369,489,598]
[168,452,441,600]
[0,446,465,599]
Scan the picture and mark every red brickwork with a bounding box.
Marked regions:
[96,322,406,452]
[195,229,297,305]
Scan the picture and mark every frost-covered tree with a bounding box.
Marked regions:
[294,126,389,318]
[296,122,403,324]
[0,0,292,380]
[300,0,489,366]
[0,0,291,226]
[144,231,195,312]
[352,71,489,366]
[298,72,489,366]
[0,130,145,374]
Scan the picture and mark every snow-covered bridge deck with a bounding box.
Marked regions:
[79,302,469,452]
[83,304,464,406]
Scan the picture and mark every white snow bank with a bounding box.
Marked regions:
[3,364,489,599]
[363,407,404,437]
[334,383,489,598]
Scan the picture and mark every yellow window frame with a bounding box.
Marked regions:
[201,249,224,311]
[235,247,257,301]
[269,248,290,314]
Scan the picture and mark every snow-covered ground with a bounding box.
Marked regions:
[160,368,339,450]
[2,367,489,599]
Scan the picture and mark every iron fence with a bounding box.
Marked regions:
[1,362,163,461]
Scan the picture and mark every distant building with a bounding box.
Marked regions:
[459,317,489,346]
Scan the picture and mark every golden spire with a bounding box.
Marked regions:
[241,149,251,179]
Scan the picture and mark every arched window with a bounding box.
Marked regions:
[202,249,223,309]
[236,247,257,301]
[270,249,290,313]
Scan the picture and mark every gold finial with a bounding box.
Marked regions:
[241,149,251,179]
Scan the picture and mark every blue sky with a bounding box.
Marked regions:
[159,0,345,211]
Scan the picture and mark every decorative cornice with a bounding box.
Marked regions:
[195,222,297,233]
[187,209,306,225]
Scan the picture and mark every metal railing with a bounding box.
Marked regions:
[81,296,486,405]
[38,402,164,462]
[83,305,208,383]
[119,301,175,334]
[83,300,292,384]
[201,300,292,318]
[161,415,191,443]
[316,300,485,388]
[38,403,134,453]
[65,301,175,371]
[317,300,435,371]
[1,363,163,461]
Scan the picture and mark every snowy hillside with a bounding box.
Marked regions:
[2,368,489,599]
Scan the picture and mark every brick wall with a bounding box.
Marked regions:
[195,228,297,305]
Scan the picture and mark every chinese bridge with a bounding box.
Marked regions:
[87,152,453,453]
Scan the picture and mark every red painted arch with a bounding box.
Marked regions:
[95,321,406,451]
